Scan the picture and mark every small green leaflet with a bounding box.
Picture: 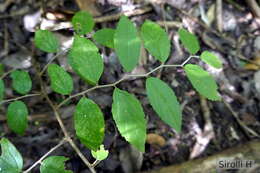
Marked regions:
[11,70,32,95]
[114,16,141,72]
[91,145,109,161]
[74,97,105,151]
[72,11,94,35]
[34,30,60,53]
[7,101,28,135]
[47,64,73,95]
[178,28,200,55]
[0,79,4,101]
[200,51,222,69]
[141,20,170,62]
[93,28,115,49]
[146,77,182,132]
[40,156,72,173]
[68,36,104,85]
[112,88,146,152]
[184,64,221,101]
[0,138,23,173]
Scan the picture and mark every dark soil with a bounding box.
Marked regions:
[0,0,260,173]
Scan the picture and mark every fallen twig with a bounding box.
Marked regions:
[141,140,260,173]
[223,100,259,138]
[189,96,215,159]
[246,0,260,18]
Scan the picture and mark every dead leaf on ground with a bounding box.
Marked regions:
[75,0,101,16]
[146,133,166,147]
[244,52,260,70]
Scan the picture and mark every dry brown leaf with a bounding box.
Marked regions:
[244,63,259,70]
[75,0,101,16]
[244,55,260,70]
[241,113,258,125]
[146,133,166,147]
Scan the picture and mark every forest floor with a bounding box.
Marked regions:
[0,0,260,173]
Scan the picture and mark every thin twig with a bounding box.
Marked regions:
[95,6,152,23]
[246,0,260,18]
[44,6,152,31]
[66,137,96,172]
[91,160,101,168]
[32,56,96,173]
[39,49,68,76]
[0,93,41,105]
[216,0,223,32]
[223,100,259,137]
[0,68,17,79]
[57,56,197,108]
[23,139,67,173]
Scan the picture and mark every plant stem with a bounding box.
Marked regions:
[39,49,68,76]
[23,139,67,173]
[0,68,17,79]
[0,93,41,105]
[57,56,196,108]
[32,57,96,173]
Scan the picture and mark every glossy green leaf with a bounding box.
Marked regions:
[47,64,73,95]
[178,28,200,54]
[141,20,170,62]
[34,30,59,53]
[114,16,141,72]
[184,64,221,101]
[40,156,72,173]
[146,77,182,132]
[93,28,115,48]
[91,145,109,161]
[200,51,222,69]
[0,138,23,173]
[0,79,5,101]
[74,97,105,151]
[11,70,32,95]
[68,36,103,85]
[7,101,28,135]
[112,88,146,152]
[71,35,98,52]
[72,11,94,35]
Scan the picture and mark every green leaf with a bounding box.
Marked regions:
[114,16,141,72]
[68,36,103,85]
[178,28,200,54]
[34,30,59,53]
[74,97,105,151]
[112,88,146,152]
[200,51,222,69]
[91,145,109,161]
[40,156,72,173]
[72,11,94,35]
[47,64,73,95]
[0,138,23,173]
[7,101,28,135]
[146,77,182,132]
[93,28,115,49]
[0,64,4,77]
[11,70,32,95]
[0,79,5,101]
[184,64,221,101]
[141,20,171,62]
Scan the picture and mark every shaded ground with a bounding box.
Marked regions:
[0,0,260,172]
